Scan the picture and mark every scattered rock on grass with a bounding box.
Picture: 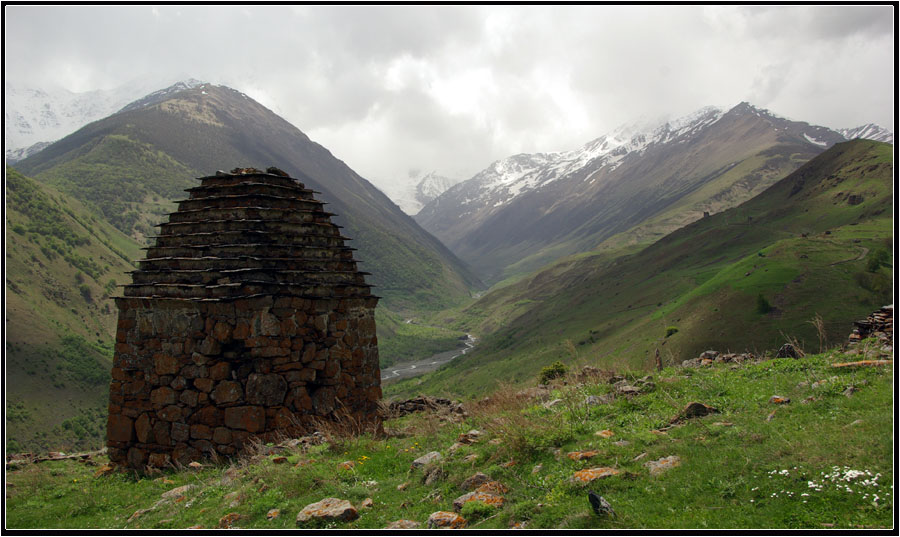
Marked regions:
[457,430,483,444]
[585,395,612,406]
[672,402,719,423]
[296,498,359,524]
[775,343,802,358]
[386,519,420,529]
[161,484,195,500]
[218,512,242,529]
[427,511,467,528]
[411,451,442,469]
[94,464,116,477]
[595,429,614,438]
[361,498,374,509]
[616,385,641,396]
[453,491,505,511]
[567,450,601,461]
[476,481,509,495]
[543,398,564,409]
[645,455,681,476]
[223,491,243,508]
[570,467,621,484]
[460,472,491,490]
[424,466,447,485]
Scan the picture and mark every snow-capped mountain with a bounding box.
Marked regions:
[443,106,727,214]
[838,124,893,144]
[381,171,462,215]
[4,78,202,163]
[416,102,850,282]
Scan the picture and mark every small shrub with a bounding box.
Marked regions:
[461,499,497,522]
[665,326,679,338]
[756,294,772,314]
[867,248,890,272]
[78,284,93,302]
[539,361,568,384]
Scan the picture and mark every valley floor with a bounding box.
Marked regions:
[5,343,893,530]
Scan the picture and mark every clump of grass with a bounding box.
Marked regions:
[539,361,569,384]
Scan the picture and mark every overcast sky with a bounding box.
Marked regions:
[4,5,895,193]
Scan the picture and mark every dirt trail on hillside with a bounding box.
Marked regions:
[829,245,869,266]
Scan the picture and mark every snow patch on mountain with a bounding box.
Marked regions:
[458,106,726,209]
[803,133,829,147]
[380,171,463,215]
[838,124,893,144]
[4,77,202,163]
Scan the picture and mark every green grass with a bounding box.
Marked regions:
[6,347,892,529]
[375,306,467,368]
[5,167,142,452]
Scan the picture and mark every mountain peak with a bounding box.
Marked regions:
[118,79,208,113]
[838,124,893,144]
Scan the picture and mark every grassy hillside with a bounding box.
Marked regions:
[5,166,143,453]
[387,140,893,399]
[5,346,892,529]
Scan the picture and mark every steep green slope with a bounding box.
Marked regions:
[15,83,481,311]
[5,167,143,452]
[390,140,893,399]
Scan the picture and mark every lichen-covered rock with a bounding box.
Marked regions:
[452,491,505,511]
[460,472,491,491]
[386,519,420,529]
[296,498,359,524]
[411,451,442,469]
[645,455,681,476]
[426,511,467,528]
[571,467,621,484]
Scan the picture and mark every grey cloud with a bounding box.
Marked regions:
[4,5,894,191]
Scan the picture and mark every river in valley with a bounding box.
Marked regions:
[380,334,476,383]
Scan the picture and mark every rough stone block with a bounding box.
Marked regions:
[224,406,266,432]
[246,373,288,406]
[108,414,134,442]
[212,381,243,404]
[135,413,153,443]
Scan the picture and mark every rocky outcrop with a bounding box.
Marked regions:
[107,169,381,468]
[848,305,893,349]
[386,395,466,418]
[681,350,755,368]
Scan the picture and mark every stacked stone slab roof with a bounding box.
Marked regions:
[107,168,382,469]
[124,168,374,302]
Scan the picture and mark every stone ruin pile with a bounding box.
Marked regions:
[847,304,893,351]
[107,167,381,468]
